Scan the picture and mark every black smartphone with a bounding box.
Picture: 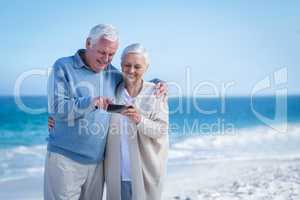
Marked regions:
[107,104,132,113]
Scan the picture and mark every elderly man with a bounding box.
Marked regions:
[45,24,166,200]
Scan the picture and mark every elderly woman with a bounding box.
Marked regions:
[104,43,169,200]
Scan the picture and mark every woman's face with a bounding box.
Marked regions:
[121,53,148,83]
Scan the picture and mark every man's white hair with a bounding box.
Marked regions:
[88,24,119,45]
[121,43,150,66]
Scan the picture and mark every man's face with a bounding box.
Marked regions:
[121,53,148,83]
[86,37,118,72]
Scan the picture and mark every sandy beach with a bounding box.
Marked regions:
[1,124,300,199]
[164,158,300,200]
[1,157,300,200]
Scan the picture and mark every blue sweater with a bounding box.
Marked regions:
[47,49,122,163]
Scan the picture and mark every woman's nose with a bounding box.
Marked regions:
[128,66,135,73]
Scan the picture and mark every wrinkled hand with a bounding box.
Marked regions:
[93,97,113,110]
[121,106,141,124]
[154,81,168,97]
[48,116,55,131]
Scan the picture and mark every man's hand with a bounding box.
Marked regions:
[48,116,55,131]
[121,106,141,124]
[93,97,113,110]
[47,97,112,131]
[154,81,168,97]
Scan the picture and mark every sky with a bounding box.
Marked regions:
[0,0,299,96]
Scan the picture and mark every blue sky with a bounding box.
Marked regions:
[0,0,299,96]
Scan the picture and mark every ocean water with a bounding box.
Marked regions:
[0,95,299,182]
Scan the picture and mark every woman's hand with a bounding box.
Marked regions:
[154,81,168,97]
[48,116,55,131]
[121,106,141,124]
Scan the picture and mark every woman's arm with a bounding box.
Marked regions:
[136,96,169,139]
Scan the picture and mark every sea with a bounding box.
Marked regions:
[0,95,299,182]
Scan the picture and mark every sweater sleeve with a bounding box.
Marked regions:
[48,61,95,122]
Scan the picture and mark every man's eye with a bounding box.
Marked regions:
[98,51,105,55]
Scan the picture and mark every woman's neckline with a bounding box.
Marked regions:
[124,80,144,98]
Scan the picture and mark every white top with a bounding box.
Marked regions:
[120,88,134,181]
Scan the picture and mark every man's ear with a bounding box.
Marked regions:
[86,38,92,49]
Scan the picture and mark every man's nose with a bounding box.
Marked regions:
[103,55,109,63]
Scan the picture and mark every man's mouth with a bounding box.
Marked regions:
[96,59,107,66]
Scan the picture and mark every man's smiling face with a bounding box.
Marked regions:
[85,37,118,72]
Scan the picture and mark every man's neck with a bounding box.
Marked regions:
[79,50,90,67]
[80,51,99,73]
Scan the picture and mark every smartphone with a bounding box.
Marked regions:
[107,104,133,113]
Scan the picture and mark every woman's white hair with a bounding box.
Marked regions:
[88,24,119,45]
[121,43,150,66]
